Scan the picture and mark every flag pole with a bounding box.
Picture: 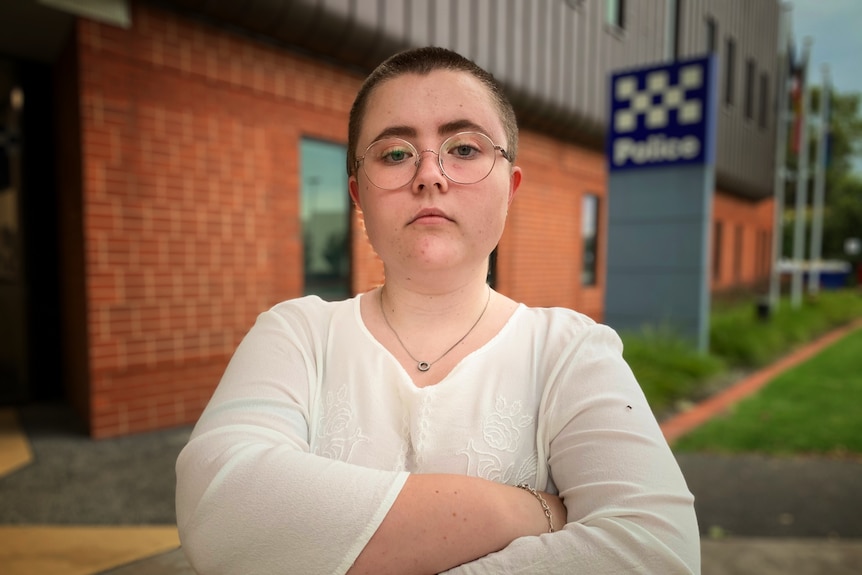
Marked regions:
[769,3,793,311]
[808,64,831,296]
[790,37,813,308]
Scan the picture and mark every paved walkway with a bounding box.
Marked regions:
[1,320,861,574]
[660,317,862,444]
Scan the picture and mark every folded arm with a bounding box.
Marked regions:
[176,306,566,575]
[347,475,567,575]
[442,324,701,574]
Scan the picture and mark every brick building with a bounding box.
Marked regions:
[0,0,780,437]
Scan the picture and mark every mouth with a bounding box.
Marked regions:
[409,207,453,224]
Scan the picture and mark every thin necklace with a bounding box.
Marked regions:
[379,285,492,372]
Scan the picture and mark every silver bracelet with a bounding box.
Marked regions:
[516,483,555,533]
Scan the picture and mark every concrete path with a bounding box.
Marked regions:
[92,539,862,575]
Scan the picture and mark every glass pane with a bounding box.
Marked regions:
[300,138,350,300]
[706,18,717,53]
[713,221,723,281]
[745,60,755,119]
[725,38,736,105]
[606,0,622,27]
[581,194,599,286]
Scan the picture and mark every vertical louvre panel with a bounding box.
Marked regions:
[297,0,778,198]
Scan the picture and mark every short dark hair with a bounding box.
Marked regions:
[347,46,518,176]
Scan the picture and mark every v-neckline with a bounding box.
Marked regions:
[354,292,523,390]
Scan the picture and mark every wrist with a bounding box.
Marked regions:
[516,483,555,533]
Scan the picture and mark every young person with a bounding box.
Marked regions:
[176,46,700,574]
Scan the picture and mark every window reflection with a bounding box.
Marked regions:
[582,194,599,286]
[301,138,350,300]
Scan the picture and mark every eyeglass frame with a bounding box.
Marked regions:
[354,131,514,190]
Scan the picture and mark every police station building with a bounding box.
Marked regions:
[0,0,780,437]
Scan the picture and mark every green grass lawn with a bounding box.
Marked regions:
[672,325,862,456]
[623,289,862,416]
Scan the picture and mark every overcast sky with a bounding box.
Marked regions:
[788,0,862,96]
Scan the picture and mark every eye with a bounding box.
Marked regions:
[385,149,409,162]
[443,133,487,160]
[452,144,478,158]
[373,141,414,165]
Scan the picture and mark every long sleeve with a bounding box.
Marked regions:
[443,323,700,574]
[175,302,409,575]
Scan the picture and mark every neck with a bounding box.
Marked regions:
[379,280,493,373]
[382,258,490,302]
[380,274,490,322]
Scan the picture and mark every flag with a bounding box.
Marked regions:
[823,82,832,168]
[789,40,810,157]
[790,57,807,156]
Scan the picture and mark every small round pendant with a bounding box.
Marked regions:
[417,361,431,372]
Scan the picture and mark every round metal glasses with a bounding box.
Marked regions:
[355,131,512,190]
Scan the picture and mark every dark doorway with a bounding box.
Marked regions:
[0,56,62,404]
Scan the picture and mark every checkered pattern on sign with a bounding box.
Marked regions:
[614,64,704,133]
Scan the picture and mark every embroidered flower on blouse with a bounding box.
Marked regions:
[321,404,351,436]
[483,396,533,452]
[315,385,367,462]
[458,395,537,484]
[460,440,538,485]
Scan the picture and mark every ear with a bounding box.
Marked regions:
[348,176,361,210]
[508,166,522,205]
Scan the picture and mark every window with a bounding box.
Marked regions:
[760,230,771,279]
[605,0,625,29]
[724,38,736,105]
[705,17,717,53]
[581,194,599,286]
[301,138,350,300]
[744,59,756,120]
[712,221,723,282]
[734,224,744,283]
[758,72,770,128]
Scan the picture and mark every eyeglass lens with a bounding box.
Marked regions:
[360,132,500,190]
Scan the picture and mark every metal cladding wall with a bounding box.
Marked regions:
[160,0,780,199]
[677,0,781,200]
[161,0,668,147]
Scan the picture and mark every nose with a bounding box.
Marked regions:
[412,149,448,192]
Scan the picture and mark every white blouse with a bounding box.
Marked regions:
[176,294,700,574]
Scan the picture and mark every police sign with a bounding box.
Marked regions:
[607,55,717,172]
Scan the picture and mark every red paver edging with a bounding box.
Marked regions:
[661,318,862,444]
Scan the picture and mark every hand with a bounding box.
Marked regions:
[541,491,568,532]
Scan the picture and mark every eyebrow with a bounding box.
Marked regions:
[368,125,417,143]
[438,119,491,137]
[367,119,494,145]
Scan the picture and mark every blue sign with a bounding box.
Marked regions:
[607,55,717,172]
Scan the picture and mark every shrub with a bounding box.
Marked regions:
[621,325,725,413]
[623,288,862,412]
[709,289,862,367]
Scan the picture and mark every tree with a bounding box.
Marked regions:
[818,90,862,263]
[782,87,862,264]
[823,176,862,264]
[815,89,862,186]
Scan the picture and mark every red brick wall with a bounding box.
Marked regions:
[71,4,766,438]
[711,191,775,291]
[499,132,607,321]
[70,5,617,438]
[77,5,362,437]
